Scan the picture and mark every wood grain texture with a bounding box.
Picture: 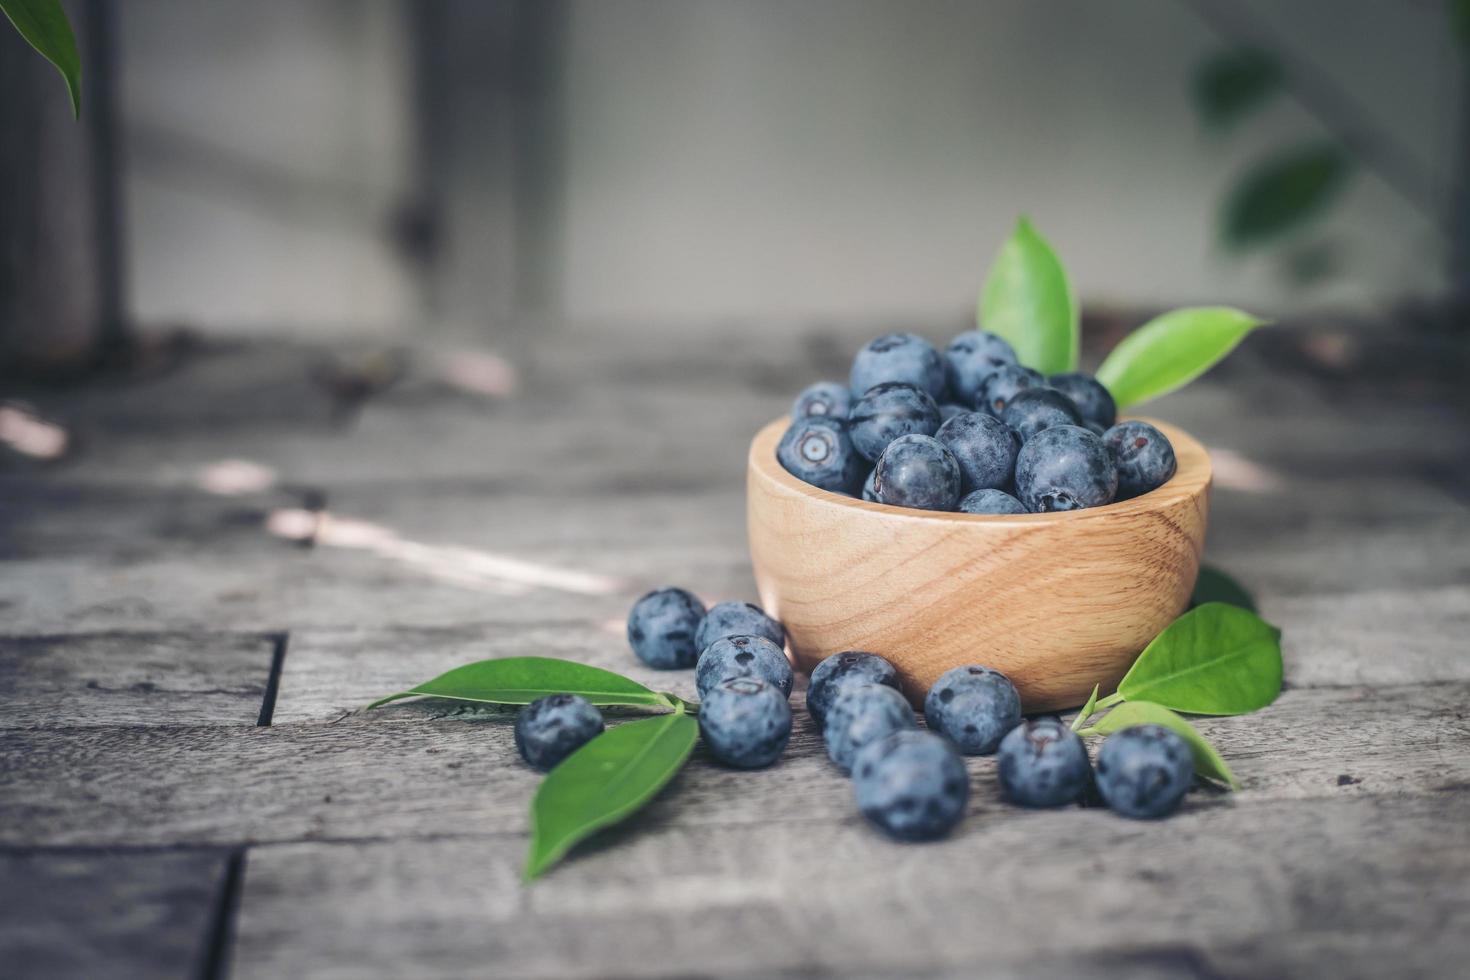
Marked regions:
[0,848,228,980]
[0,632,276,728]
[229,793,1470,980]
[4,682,1466,848]
[748,417,1210,711]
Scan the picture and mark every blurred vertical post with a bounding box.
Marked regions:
[0,0,126,370]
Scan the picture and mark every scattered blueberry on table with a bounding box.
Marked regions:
[923,665,1022,755]
[847,381,942,462]
[824,683,918,774]
[806,651,901,729]
[694,600,786,653]
[850,332,947,401]
[696,634,794,699]
[515,694,605,772]
[777,415,866,495]
[1103,419,1178,499]
[698,677,793,769]
[627,587,707,669]
[871,434,962,511]
[1094,724,1194,819]
[996,717,1092,807]
[853,730,970,841]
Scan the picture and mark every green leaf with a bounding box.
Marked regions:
[525,711,699,880]
[1081,700,1238,789]
[1452,0,1470,51]
[1,0,81,118]
[1221,142,1352,251]
[366,657,673,711]
[1190,565,1257,613]
[1070,683,1100,733]
[1094,306,1266,409]
[1192,48,1282,132]
[1116,603,1282,716]
[979,217,1078,374]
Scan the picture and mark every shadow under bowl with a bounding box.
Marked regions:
[746,416,1211,712]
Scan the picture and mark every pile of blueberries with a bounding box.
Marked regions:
[778,331,1178,513]
[515,587,1197,840]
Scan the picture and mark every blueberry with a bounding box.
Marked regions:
[850,332,946,401]
[699,677,793,769]
[935,411,1021,491]
[872,434,961,511]
[1094,724,1194,818]
[627,587,707,669]
[1001,387,1083,441]
[806,651,900,729]
[848,382,942,462]
[791,381,853,421]
[1013,424,1118,512]
[852,730,969,841]
[923,665,1022,755]
[956,488,1028,515]
[1083,420,1107,437]
[694,601,785,653]
[1102,420,1178,499]
[695,634,794,700]
[777,416,866,495]
[938,402,968,423]
[861,468,879,502]
[514,694,605,771]
[943,330,1018,407]
[824,684,916,774]
[996,717,1091,807]
[1048,372,1117,429]
[978,364,1045,416]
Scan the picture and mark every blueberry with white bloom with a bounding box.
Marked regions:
[935,410,1021,491]
[1048,372,1117,429]
[872,434,962,511]
[923,665,1022,755]
[996,717,1091,807]
[853,730,969,841]
[699,676,793,769]
[861,468,879,502]
[938,402,968,423]
[514,694,605,771]
[1001,387,1083,441]
[777,415,866,494]
[824,683,917,774]
[792,381,853,421]
[978,364,1045,416]
[1102,420,1178,499]
[695,634,793,700]
[694,601,785,653]
[848,382,942,462]
[627,587,707,669]
[806,651,901,729]
[1095,724,1194,819]
[850,332,946,401]
[944,330,1018,407]
[957,488,1028,515]
[1013,424,1118,512]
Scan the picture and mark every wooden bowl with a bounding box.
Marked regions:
[746,417,1211,712]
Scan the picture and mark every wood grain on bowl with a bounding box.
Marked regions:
[746,417,1211,712]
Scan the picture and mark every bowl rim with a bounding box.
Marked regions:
[748,414,1212,525]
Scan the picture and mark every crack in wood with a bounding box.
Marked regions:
[256,633,289,727]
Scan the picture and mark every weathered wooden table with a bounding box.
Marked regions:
[3,322,1468,979]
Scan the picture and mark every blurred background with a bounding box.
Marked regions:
[2,0,1465,366]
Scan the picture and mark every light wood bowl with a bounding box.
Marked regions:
[746,417,1211,712]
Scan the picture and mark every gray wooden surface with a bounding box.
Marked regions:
[2,322,1468,979]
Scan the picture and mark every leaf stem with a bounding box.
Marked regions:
[1095,692,1125,710]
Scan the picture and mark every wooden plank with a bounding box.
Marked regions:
[0,632,277,728]
[3,681,1466,848]
[229,793,1470,980]
[0,848,228,980]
